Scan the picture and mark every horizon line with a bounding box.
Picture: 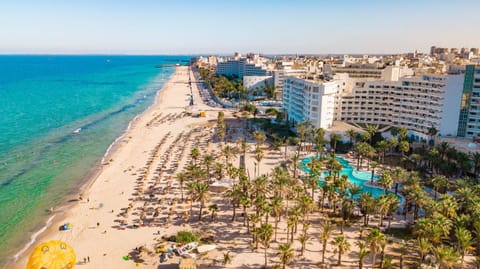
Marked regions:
[0,51,426,57]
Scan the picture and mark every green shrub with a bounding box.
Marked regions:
[176,231,198,243]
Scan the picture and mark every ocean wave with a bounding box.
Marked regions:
[12,214,56,263]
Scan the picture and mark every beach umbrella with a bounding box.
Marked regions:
[27,240,76,269]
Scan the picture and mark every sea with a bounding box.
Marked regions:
[0,55,190,266]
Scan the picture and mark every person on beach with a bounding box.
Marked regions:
[87,256,90,262]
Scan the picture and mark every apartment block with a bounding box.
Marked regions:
[216,58,268,78]
[283,77,338,129]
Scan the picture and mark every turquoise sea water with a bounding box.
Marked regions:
[0,55,189,265]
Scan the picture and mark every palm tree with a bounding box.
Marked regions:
[427,126,438,146]
[358,192,375,226]
[253,130,267,146]
[296,121,310,153]
[250,214,260,248]
[377,195,390,228]
[378,171,393,194]
[435,194,456,217]
[290,152,301,179]
[330,133,342,154]
[398,127,408,141]
[202,154,215,182]
[331,235,351,266]
[214,162,225,180]
[391,167,405,195]
[256,223,274,268]
[430,175,448,200]
[254,147,264,177]
[297,195,314,221]
[388,136,398,154]
[314,127,327,156]
[366,228,386,268]
[375,140,389,164]
[356,241,370,269]
[271,196,283,241]
[434,245,459,269]
[346,128,357,150]
[224,186,242,221]
[455,226,474,267]
[190,147,200,165]
[222,145,235,166]
[277,242,295,269]
[399,140,410,166]
[319,220,334,264]
[298,234,310,257]
[382,256,393,269]
[385,194,399,231]
[176,172,188,202]
[240,195,251,228]
[365,124,377,145]
[191,181,210,221]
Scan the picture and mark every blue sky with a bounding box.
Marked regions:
[0,0,479,54]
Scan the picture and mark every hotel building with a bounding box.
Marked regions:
[339,74,464,140]
[283,77,338,129]
[283,68,480,141]
[216,58,268,78]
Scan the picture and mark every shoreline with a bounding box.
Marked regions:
[5,67,178,268]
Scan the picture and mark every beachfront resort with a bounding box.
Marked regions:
[14,48,480,269]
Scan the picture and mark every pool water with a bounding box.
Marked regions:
[301,156,403,203]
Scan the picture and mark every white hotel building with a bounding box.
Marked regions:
[339,74,464,140]
[283,77,338,129]
[282,71,476,141]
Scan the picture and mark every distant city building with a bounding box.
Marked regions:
[283,77,338,129]
[216,58,268,78]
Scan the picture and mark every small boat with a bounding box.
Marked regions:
[73,128,81,134]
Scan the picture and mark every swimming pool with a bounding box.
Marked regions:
[301,156,404,203]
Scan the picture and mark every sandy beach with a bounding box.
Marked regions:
[10,66,217,268]
[10,66,413,269]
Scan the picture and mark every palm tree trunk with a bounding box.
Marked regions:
[264,246,268,268]
[180,185,184,202]
[322,241,327,264]
[199,203,203,221]
[274,220,278,241]
[243,206,247,226]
